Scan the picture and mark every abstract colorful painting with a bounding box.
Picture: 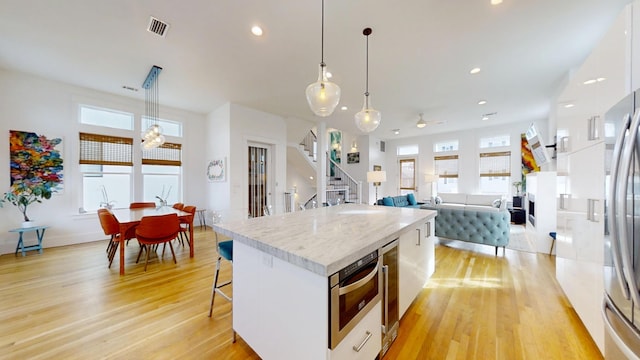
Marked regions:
[9,130,63,194]
[520,133,539,192]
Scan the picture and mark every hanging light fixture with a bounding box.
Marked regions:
[355,28,381,133]
[141,65,165,150]
[416,113,427,128]
[305,0,340,117]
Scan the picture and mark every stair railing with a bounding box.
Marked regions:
[300,130,317,162]
[326,152,362,204]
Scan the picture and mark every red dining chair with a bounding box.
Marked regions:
[130,202,156,209]
[177,205,196,247]
[172,203,184,210]
[134,213,181,271]
[97,208,136,268]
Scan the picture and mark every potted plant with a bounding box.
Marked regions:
[3,181,55,227]
[512,181,523,196]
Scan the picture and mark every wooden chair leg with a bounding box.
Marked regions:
[143,246,151,271]
[168,241,177,264]
[108,241,119,268]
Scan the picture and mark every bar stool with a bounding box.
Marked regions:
[208,230,236,342]
[549,231,556,255]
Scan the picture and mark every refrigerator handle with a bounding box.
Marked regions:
[609,113,632,299]
[616,110,640,304]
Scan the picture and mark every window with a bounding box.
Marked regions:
[479,151,511,194]
[399,159,416,195]
[80,105,133,130]
[142,117,183,137]
[397,144,418,156]
[142,142,182,203]
[434,140,458,153]
[78,105,184,213]
[79,133,133,211]
[434,155,458,193]
[480,134,510,148]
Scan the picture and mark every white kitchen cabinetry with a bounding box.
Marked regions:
[328,302,381,360]
[398,219,435,318]
[552,4,628,354]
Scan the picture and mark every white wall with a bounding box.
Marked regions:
[212,103,286,222]
[383,119,549,201]
[0,69,208,255]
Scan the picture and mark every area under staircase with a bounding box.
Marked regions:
[298,130,362,207]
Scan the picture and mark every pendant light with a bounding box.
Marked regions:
[305,0,340,117]
[416,113,427,128]
[354,28,381,133]
[141,65,165,150]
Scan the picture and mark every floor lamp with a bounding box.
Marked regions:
[367,170,387,204]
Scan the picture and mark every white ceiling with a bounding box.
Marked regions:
[0,0,631,139]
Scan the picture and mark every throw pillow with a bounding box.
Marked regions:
[492,199,501,208]
[382,197,395,206]
[434,196,442,204]
[407,193,417,205]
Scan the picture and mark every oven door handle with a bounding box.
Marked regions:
[339,257,381,296]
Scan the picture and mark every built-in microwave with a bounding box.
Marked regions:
[329,249,381,349]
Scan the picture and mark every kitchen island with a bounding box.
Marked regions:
[213,204,436,360]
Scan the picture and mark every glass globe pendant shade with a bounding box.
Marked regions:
[354,94,381,133]
[143,124,163,140]
[306,64,340,117]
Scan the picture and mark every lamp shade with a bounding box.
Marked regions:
[355,94,381,133]
[367,170,387,183]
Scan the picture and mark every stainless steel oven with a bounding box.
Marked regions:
[329,249,381,349]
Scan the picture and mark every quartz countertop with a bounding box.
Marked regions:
[213,203,436,276]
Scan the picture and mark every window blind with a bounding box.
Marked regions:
[79,132,133,166]
[141,142,182,166]
[434,155,458,178]
[479,151,511,177]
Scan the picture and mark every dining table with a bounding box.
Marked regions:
[111,206,194,275]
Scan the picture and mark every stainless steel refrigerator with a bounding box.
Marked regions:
[604,89,640,359]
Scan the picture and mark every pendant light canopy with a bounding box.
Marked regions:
[141,65,164,150]
[355,28,381,133]
[306,0,340,117]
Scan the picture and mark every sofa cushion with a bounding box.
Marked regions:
[439,193,467,204]
[382,197,395,206]
[393,196,409,207]
[407,193,417,205]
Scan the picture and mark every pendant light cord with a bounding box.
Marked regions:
[365,32,369,96]
[320,0,325,66]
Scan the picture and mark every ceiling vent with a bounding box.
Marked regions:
[147,16,169,37]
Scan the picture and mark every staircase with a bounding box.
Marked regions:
[298,130,362,207]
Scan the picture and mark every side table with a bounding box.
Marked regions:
[195,209,207,229]
[509,208,526,225]
[9,225,49,256]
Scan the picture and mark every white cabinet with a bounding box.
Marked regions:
[555,142,605,353]
[524,171,557,254]
[328,302,381,360]
[398,219,435,318]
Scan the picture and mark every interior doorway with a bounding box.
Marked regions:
[248,144,272,217]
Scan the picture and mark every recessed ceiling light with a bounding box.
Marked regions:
[340,106,348,111]
[392,129,400,135]
[482,116,489,121]
[583,79,597,85]
[309,176,314,180]
[564,103,575,108]
[491,0,503,4]
[478,100,487,105]
[597,77,606,82]
[470,67,481,74]
[251,26,263,36]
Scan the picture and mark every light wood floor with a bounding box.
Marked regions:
[0,228,602,359]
